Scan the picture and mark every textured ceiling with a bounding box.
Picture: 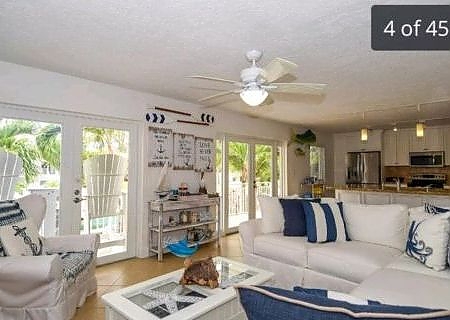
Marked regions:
[0,0,449,132]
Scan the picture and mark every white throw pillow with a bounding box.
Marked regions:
[406,212,450,271]
[258,196,284,234]
[343,203,408,250]
[0,218,43,256]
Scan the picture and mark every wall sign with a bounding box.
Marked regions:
[195,137,214,172]
[173,133,195,170]
[148,127,173,167]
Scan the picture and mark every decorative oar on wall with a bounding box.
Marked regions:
[289,129,317,156]
[145,106,215,126]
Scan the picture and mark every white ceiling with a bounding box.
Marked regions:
[0,0,449,132]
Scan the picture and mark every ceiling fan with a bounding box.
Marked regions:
[188,50,327,107]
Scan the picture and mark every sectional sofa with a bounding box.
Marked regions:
[239,199,450,310]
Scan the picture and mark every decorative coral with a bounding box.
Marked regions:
[289,129,317,156]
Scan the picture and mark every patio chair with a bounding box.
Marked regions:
[0,193,99,320]
[0,151,22,200]
[83,154,127,231]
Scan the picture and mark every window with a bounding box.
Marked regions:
[310,146,325,181]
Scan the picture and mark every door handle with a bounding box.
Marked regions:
[72,196,86,203]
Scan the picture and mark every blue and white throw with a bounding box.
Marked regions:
[58,251,94,282]
[302,201,348,243]
[424,203,450,215]
[0,200,26,256]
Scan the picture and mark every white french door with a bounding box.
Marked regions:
[0,103,138,264]
[217,135,283,234]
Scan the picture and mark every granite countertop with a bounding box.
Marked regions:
[335,186,450,196]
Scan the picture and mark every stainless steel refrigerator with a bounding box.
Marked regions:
[346,151,381,186]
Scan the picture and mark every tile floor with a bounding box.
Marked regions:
[73,234,243,320]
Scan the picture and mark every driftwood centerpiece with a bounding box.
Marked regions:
[179,257,219,289]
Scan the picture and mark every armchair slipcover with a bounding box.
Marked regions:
[0,194,99,320]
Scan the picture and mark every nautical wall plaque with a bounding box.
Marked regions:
[148,127,173,167]
[195,137,214,172]
[173,133,195,170]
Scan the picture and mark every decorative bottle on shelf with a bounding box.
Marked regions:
[199,171,207,194]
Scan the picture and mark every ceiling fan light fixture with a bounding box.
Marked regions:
[239,87,268,107]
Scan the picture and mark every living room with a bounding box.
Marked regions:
[0,1,450,320]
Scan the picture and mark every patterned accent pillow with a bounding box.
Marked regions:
[0,200,27,256]
[424,203,450,215]
[302,201,348,243]
[0,218,43,256]
[406,212,450,271]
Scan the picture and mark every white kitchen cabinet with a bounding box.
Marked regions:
[390,193,423,208]
[444,127,450,165]
[382,129,410,166]
[345,130,382,152]
[409,127,444,152]
[335,190,361,203]
[383,131,397,166]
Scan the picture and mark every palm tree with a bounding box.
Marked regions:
[0,120,62,184]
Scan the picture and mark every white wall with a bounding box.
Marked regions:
[0,61,318,257]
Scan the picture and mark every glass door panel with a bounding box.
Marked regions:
[227,141,249,230]
[254,144,273,219]
[79,127,130,259]
[0,117,61,237]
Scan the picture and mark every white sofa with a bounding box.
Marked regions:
[239,201,450,310]
[0,194,99,320]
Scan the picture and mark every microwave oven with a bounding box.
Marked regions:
[409,151,444,167]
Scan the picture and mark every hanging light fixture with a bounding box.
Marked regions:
[416,122,425,137]
[393,123,398,132]
[240,86,268,107]
[360,128,368,141]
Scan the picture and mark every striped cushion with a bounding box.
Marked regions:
[237,285,450,320]
[302,201,348,243]
[0,200,26,256]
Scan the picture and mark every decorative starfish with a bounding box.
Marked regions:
[142,285,204,314]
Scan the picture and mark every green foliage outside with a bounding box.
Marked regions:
[216,141,273,184]
[0,120,128,191]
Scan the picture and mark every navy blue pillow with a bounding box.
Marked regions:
[237,285,449,320]
[279,199,319,236]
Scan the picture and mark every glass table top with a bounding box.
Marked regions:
[124,258,257,318]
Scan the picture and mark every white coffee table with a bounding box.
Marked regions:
[102,257,273,320]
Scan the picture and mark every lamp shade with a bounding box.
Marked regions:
[416,122,424,137]
[360,128,368,141]
[240,88,268,107]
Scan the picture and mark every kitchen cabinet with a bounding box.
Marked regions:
[409,127,444,152]
[383,130,410,166]
[444,128,450,165]
[345,130,382,152]
[363,191,391,205]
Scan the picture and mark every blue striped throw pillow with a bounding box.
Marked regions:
[424,202,450,215]
[302,201,348,243]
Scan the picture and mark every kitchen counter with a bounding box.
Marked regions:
[335,187,450,207]
[336,186,450,196]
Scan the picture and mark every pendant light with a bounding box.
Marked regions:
[360,128,368,142]
[416,122,424,137]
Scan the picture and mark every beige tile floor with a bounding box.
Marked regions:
[73,234,243,320]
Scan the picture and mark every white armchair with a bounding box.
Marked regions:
[0,194,99,320]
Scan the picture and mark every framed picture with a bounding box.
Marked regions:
[195,137,214,172]
[148,127,173,167]
[173,133,195,170]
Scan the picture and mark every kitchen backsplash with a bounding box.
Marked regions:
[384,166,450,185]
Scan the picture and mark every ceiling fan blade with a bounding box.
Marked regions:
[262,58,298,83]
[187,75,239,85]
[259,95,274,106]
[269,83,327,95]
[198,91,236,102]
